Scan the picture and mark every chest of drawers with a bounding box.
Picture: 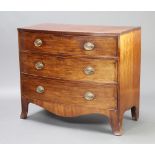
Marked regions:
[18,23,141,135]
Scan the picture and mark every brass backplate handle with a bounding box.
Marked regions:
[34,39,42,47]
[84,91,95,101]
[36,86,45,94]
[84,42,95,51]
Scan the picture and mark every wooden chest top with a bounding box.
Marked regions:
[18,23,140,36]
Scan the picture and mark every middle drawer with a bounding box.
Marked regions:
[20,52,117,83]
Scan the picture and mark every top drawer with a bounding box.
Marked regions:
[18,31,117,57]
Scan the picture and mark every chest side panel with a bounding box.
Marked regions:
[118,29,141,112]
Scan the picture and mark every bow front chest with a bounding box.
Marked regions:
[18,23,141,135]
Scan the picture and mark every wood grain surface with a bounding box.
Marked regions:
[21,74,117,110]
[20,52,117,83]
[18,23,140,36]
[19,31,117,56]
[117,29,141,128]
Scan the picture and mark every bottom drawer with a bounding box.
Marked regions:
[21,74,117,109]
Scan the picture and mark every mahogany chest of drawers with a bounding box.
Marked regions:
[18,23,141,135]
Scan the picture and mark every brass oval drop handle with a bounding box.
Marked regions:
[34,39,42,47]
[84,66,95,75]
[36,86,45,94]
[84,42,95,51]
[35,62,44,70]
[84,91,95,101]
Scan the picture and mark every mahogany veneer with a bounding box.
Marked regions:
[18,23,141,135]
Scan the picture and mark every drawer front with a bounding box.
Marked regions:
[20,52,117,83]
[19,31,117,56]
[21,74,117,109]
